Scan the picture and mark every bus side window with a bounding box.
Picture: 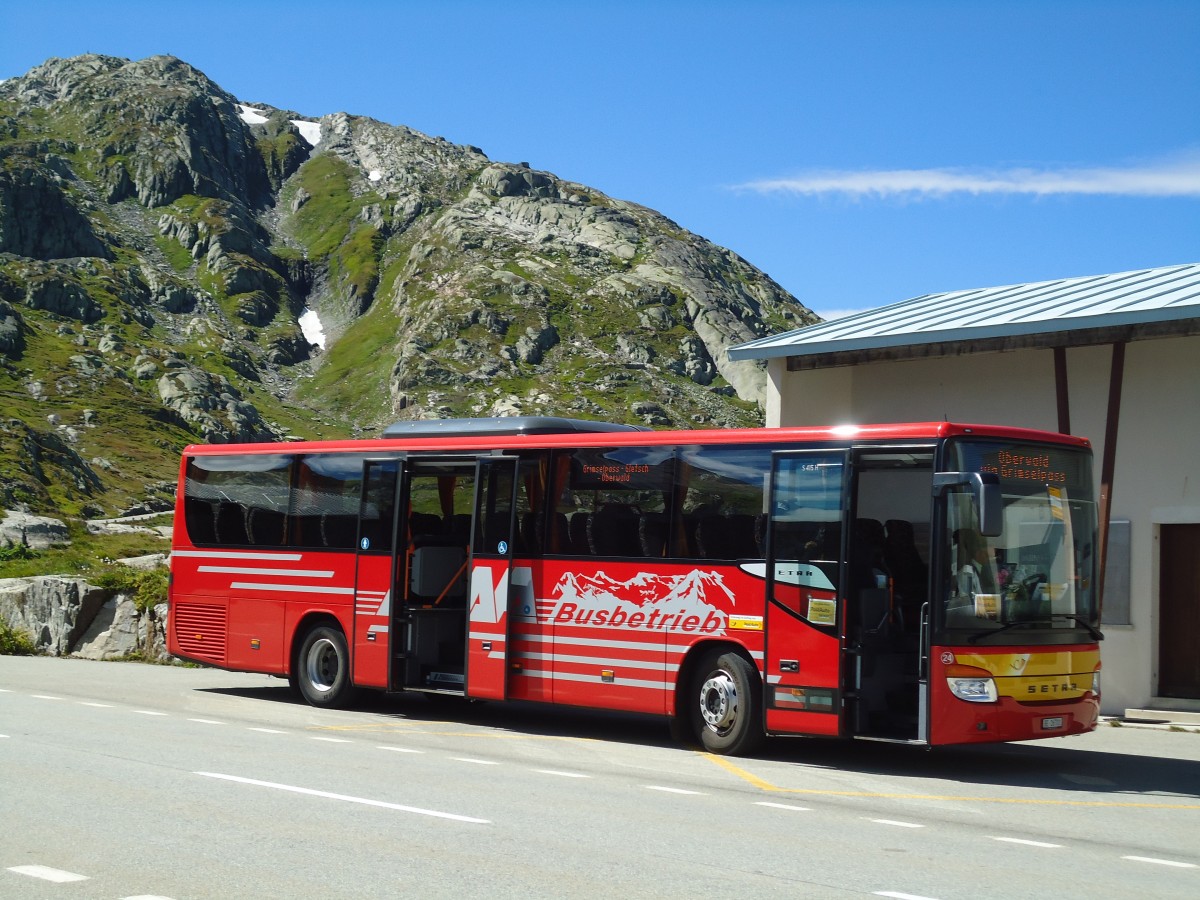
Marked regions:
[554,447,674,559]
[676,445,772,561]
[292,454,365,549]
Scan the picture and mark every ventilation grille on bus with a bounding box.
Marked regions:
[173,603,228,664]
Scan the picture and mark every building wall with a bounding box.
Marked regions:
[768,334,1200,715]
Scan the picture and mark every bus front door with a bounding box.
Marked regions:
[465,456,521,701]
[764,450,850,738]
[353,458,402,690]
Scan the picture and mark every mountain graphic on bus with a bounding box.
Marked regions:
[541,569,734,632]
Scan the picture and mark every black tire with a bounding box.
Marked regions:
[295,624,358,708]
[691,649,764,756]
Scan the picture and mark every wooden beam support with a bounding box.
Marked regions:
[1097,341,1126,610]
[1054,347,1071,435]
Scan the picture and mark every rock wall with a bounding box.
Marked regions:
[0,574,168,660]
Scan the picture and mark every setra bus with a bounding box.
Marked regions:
[167,416,1102,755]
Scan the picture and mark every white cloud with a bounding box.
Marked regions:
[738,155,1200,199]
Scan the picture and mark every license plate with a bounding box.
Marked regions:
[1042,716,1064,730]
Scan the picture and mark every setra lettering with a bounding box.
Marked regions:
[1027,681,1080,694]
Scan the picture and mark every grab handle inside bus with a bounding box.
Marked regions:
[932,471,1003,537]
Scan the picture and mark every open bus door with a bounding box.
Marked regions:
[352,457,402,690]
[763,449,850,738]
[465,455,521,701]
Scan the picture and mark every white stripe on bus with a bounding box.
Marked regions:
[230,582,355,594]
[199,566,334,577]
[516,668,670,691]
[518,652,675,673]
[173,550,303,560]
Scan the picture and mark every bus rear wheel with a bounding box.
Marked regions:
[296,625,358,708]
[691,649,764,756]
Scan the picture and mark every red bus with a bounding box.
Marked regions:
[167,417,1102,755]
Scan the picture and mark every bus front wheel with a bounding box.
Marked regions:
[296,625,358,708]
[691,649,764,755]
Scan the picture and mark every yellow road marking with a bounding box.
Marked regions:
[703,754,1200,809]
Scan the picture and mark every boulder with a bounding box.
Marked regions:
[0,509,70,549]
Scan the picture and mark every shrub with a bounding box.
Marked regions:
[0,621,39,656]
[92,564,169,613]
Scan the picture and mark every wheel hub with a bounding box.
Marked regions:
[306,637,339,691]
[699,671,739,732]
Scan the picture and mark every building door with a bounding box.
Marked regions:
[1159,524,1200,698]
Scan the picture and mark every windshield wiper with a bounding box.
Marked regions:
[967,615,1103,644]
[1050,614,1104,641]
[967,620,1043,644]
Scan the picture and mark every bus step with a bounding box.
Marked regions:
[426,671,465,688]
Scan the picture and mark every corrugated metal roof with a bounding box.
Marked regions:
[729,263,1200,361]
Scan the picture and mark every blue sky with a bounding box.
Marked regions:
[3,0,1197,319]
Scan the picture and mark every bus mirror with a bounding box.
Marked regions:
[933,471,1003,537]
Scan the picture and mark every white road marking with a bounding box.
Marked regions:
[32,695,63,700]
[7,865,89,883]
[452,757,500,765]
[868,818,925,828]
[534,769,590,778]
[311,737,352,744]
[79,701,114,708]
[379,746,423,754]
[755,801,811,811]
[187,718,225,725]
[875,893,939,900]
[992,836,1062,848]
[194,772,489,823]
[122,895,178,899]
[249,727,287,734]
[134,710,168,716]
[1122,856,1197,869]
[646,785,704,795]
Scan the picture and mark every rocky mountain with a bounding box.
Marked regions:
[0,54,816,519]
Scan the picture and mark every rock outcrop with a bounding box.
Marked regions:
[0,571,168,660]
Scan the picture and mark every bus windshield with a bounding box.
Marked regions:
[940,440,1099,643]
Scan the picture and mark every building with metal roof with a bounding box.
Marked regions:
[731,262,1200,720]
[730,262,1200,365]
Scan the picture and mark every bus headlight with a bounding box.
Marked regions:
[945,664,998,703]
[1092,667,1101,697]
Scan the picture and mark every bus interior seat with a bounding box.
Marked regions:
[185,498,218,544]
[588,504,642,557]
[246,507,286,545]
[214,502,249,545]
[447,513,472,545]
[408,512,443,544]
[885,519,928,627]
[525,511,568,555]
[568,512,591,555]
[320,514,358,548]
[410,545,467,602]
[638,512,668,557]
[695,515,759,560]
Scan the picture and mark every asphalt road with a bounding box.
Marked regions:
[2,656,1198,899]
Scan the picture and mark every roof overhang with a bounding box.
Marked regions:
[729,263,1200,368]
